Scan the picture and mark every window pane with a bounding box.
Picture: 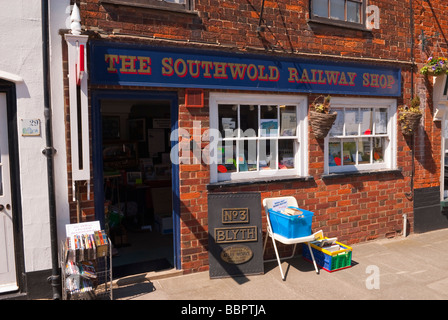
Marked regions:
[218,140,237,173]
[280,105,297,136]
[343,140,356,165]
[260,105,278,137]
[329,140,342,166]
[358,137,371,164]
[279,140,295,169]
[360,108,373,135]
[164,0,185,3]
[347,1,360,23]
[345,108,359,136]
[218,104,237,138]
[240,105,258,137]
[0,166,2,196]
[259,139,277,170]
[375,108,388,134]
[0,147,2,195]
[330,0,345,20]
[329,109,344,136]
[238,140,257,172]
[313,0,329,17]
[373,137,385,163]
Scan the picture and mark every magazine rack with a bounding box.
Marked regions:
[60,232,113,300]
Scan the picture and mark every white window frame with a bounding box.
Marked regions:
[209,93,308,183]
[441,107,448,200]
[100,0,194,13]
[324,97,397,174]
[310,0,366,28]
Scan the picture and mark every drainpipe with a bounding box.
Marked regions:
[403,213,408,237]
[41,0,61,300]
[405,0,416,201]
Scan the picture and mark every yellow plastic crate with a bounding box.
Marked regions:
[303,239,352,272]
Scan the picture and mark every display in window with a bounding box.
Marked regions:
[358,138,371,164]
[214,99,302,179]
[260,119,278,137]
[221,118,236,136]
[218,104,237,138]
[345,108,359,135]
[329,141,342,166]
[360,108,373,135]
[259,139,277,170]
[329,109,343,136]
[279,140,295,169]
[280,106,297,136]
[375,108,388,134]
[326,101,393,173]
[238,140,257,172]
[218,140,237,173]
[261,105,278,137]
[373,137,384,163]
[343,140,356,164]
[240,105,258,136]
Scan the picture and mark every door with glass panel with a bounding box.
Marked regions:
[0,92,17,293]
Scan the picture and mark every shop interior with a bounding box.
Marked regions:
[101,99,174,277]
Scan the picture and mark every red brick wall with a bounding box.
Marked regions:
[177,88,414,273]
[62,0,447,273]
[79,0,412,60]
[412,0,447,191]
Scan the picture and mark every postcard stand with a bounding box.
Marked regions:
[60,221,113,300]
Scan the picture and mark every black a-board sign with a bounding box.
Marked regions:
[208,192,264,278]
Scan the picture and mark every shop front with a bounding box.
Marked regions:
[84,39,407,275]
[420,74,448,233]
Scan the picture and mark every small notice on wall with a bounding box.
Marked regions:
[21,119,41,136]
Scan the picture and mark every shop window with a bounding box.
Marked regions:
[310,0,366,29]
[325,98,397,174]
[209,94,308,183]
[100,0,194,12]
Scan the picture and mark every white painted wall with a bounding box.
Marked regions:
[0,0,70,272]
[49,0,71,257]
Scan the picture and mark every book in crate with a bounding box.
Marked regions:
[302,238,353,272]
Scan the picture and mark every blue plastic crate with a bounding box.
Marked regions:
[268,207,313,238]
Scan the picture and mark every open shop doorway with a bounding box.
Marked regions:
[92,90,180,278]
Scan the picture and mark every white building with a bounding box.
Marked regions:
[0,0,70,299]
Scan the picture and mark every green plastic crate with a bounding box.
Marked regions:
[302,240,352,272]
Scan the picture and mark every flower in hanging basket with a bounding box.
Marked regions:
[309,95,337,139]
[398,96,422,136]
[420,57,448,76]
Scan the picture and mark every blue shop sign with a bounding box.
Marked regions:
[90,42,401,96]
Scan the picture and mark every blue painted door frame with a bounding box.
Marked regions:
[91,89,181,270]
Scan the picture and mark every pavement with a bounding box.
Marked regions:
[112,228,448,301]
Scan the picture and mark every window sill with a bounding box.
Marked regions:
[100,0,197,15]
[207,175,314,190]
[307,18,371,33]
[321,168,402,180]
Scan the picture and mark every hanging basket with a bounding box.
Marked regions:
[420,57,448,76]
[399,112,422,136]
[309,110,337,139]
